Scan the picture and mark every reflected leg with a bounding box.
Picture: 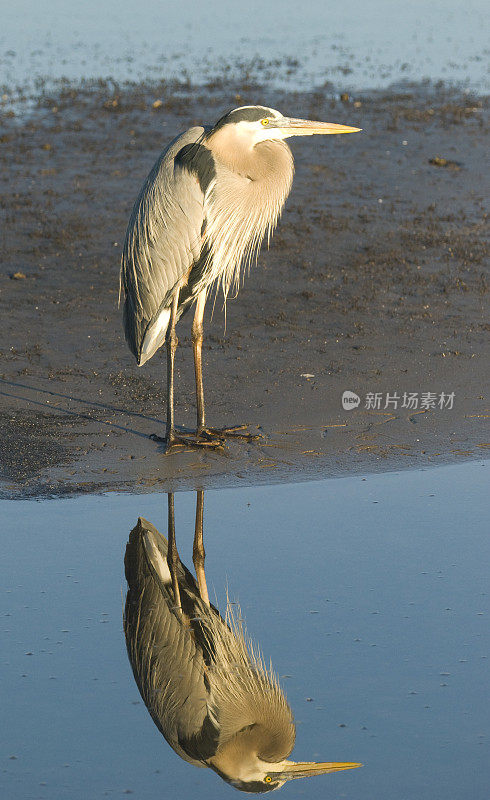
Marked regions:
[167,492,182,613]
[192,490,209,606]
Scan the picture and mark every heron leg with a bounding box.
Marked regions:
[167,492,182,613]
[155,288,216,451]
[192,490,209,606]
[191,292,261,443]
[192,291,207,433]
[164,289,180,451]
[152,291,223,452]
[152,287,259,451]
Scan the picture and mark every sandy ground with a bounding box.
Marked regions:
[0,79,488,497]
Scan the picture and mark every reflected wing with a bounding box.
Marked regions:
[120,127,206,365]
[124,517,219,765]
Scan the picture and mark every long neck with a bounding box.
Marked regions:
[209,723,290,784]
[200,133,294,299]
[207,123,293,178]
[246,139,295,218]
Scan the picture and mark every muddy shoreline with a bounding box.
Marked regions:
[0,79,488,498]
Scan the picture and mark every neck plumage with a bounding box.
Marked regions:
[197,599,295,777]
[200,134,294,300]
[209,723,285,783]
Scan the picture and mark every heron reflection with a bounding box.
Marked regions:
[124,491,360,792]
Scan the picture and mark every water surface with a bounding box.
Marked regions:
[1,461,488,798]
[1,0,488,91]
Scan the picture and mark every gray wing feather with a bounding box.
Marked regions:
[124,517,219,766]
[120,128,206,364]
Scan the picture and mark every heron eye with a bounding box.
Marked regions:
[264,776,272,783]
[261,118,269,126]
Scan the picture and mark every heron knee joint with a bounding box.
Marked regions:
[169,546,180,568]
[191,323,203,343]
[193,544,206,563]
[168,329,178,349]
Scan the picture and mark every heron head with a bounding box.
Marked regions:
[208,105,361,148]
[214,756,362,793]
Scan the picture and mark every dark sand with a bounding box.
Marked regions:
[0,79,488,497]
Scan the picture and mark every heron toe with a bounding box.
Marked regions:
[199,425,262,442]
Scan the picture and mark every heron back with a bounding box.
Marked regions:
[120,128,207,365]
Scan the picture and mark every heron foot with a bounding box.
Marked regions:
[198,425,262,442]
[149,431,225,453]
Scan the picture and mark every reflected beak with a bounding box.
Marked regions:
[278,117,361,136]
[274,760,362,781]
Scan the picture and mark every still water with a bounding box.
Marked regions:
[1,461,488,799]
[1,0,488,91]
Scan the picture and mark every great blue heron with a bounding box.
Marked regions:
[120,105,360,451]
[124,493,361,792]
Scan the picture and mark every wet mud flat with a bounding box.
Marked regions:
[0,78,488,497]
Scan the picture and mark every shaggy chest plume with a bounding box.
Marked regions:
[198,136,294,300]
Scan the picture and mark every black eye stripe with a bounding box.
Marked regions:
[229,107,274,123]
[213,106,277,129]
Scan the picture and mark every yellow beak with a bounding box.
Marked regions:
[274,760,362,780]
[278,117,361,136]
